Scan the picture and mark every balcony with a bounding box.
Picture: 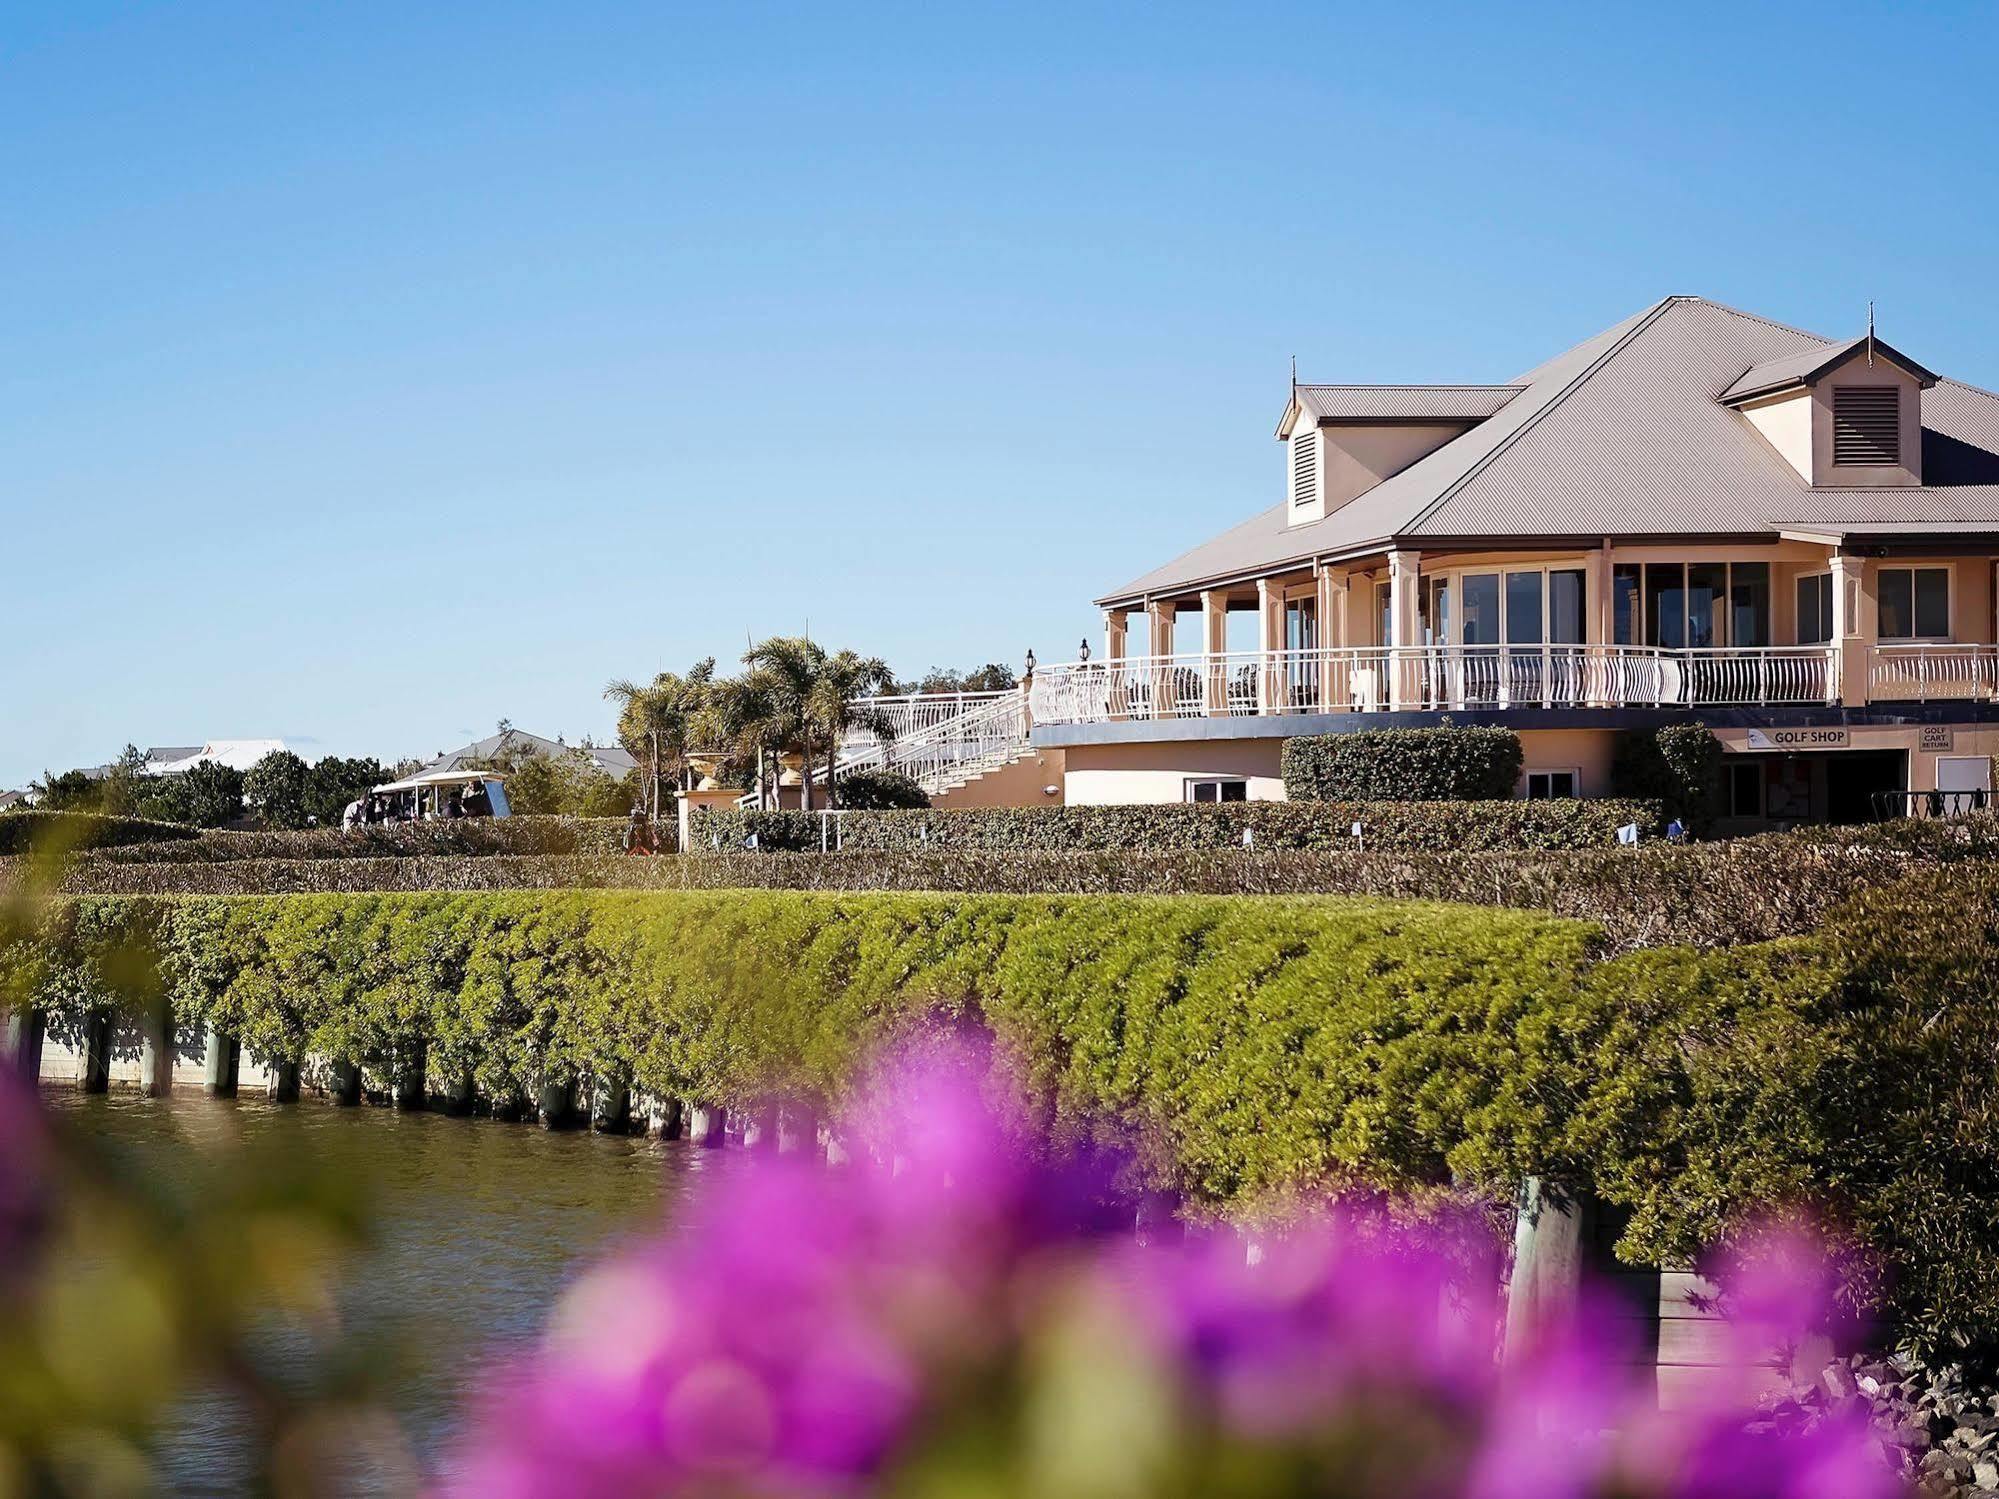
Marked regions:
[1026,645,1844,725]
[1866,643,1999,702]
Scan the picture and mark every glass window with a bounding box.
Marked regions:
[1645,564,1686,648]
[1686,562,1727,649]
[1730,563,1770,647]
[1461,573,1501,646]
[1505,571,1545,645]
[1797,573,1833,644]
[1612,564,1641,645]
[1285,599,1316,653]
[1548,570,1586,644]
[1728,762,1763,819]
[1423,578,1451,647]
[1187,778,1247,804]
[1916,568,1950,638]
[1525,770,1578,800]
[1376,581,1392,646]
[1877,566,1949,640]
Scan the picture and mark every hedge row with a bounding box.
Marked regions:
[44,831,1954,952]
[689,799,1665,855]
[0,811,199,856]
[12,875,1999,1350]
[81,816,636,865]
[1280,724,1524,801]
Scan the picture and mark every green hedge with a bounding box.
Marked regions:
[84,816,635,864]
[14,878,1999,1348]
[1611,722,1726,831]
[0,811,200,856]
[690,799,1662,855]
[1281,725,1523,801]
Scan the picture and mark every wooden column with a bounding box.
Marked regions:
[1386,550,1422,708]
[1831,551,1874,706]
[1200,589,1229,714]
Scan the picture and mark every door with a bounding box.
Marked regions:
[1937,755,1993,816]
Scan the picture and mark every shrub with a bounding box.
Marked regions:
[81,815,631,865]
[1281,725,1524,801]
[0,811,199,856]
[833,768,930,810]
[244,750,312,829]
[1611,723,1725,831]
[691,799,1660,856]
[136,760,246,827]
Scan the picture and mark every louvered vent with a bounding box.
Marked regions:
[1291,432,1319,509]
[1833,387,1901,466]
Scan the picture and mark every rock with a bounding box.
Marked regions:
[1974,1457,1999,1489]
[1821,1364,1861,1401]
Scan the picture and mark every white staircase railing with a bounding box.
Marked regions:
[828,691,1031,794]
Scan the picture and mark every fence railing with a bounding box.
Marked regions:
[831,692,1031,792]
[1026,645,1841,723]
[1867,644,1999,702]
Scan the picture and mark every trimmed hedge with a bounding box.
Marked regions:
[1281,725,1523,801]
[83,816,635,865]
[1612,722,1726,831]
[44,827,1948,953]
[690,799,1663,855]
[0,811,199,856]
[14,876,1999,1349]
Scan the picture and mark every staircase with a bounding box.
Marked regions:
[830,691,1034,798]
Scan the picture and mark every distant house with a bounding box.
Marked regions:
[84,739,291,778]
[0,790,30,812]
[425,729,635,779]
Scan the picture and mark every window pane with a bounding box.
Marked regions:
[1285,600,1316,652]
[1645,565,1685,648]
[1376,582,1392,646]
[1795,576,1826,644]
[1729,563,1770,647]
[1189,781,1216,803]
[1426,579,1451,646]
[1218,780,1247,803]
[1687,562,1727,649]
[1549,570,1586,644]
[1915,568,1950,637]
[1729,762,1762,818]
[1818,576,1834,643]
[1461,573,1500,645]
[1612,564,1640,646]
[1505,571,1544,644]
[1878,568,1914,639]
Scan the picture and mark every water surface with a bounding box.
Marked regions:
[42,1088,728,1495]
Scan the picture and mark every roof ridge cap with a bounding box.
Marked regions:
[1691,296,1836,345]
[1400,297,1682,535]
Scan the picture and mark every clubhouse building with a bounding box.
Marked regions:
[1022,296,1999,824]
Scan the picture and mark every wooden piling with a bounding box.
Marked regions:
[688,1102,727,1147]
[536,1073,576,1131]
[266,1052,302,1104]
[590,1073,631,1133]
[391,1041,427,1111]
[331,1057,364,1107]
[139,1007,175,1097]
[202,1025,239,1098]
[81,1009,114,1093]
[4,1009,44,1083]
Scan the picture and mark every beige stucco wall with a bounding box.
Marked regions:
[1808,349,1924,487]
[1316,423,1471,516]
[1515,729,1618,797]
[1742,390,1813,480]
[932,749,1066,808]
[1062,739,1287,805]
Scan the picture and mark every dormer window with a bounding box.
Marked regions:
[1290,431,1320,513]
[1832,387,1901,466]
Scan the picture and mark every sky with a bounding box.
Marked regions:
[6,1,1999,787]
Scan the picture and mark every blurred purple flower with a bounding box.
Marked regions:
[0,1060,52,1290]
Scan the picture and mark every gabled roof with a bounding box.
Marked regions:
[428,729,636,776]
[1284,384,1523,429]
[1719,334,1939,404]
[1099,297,1999,606]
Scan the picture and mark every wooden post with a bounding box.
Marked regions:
[140,1006,175,1097]
[266,1052,302,1104]
[647,1096,683,1139]
[5,1009,45,1083]
[688,1102,727,1148]
[81,1009,114,1094]
[331,1057,364,1107]
[202,1024,239,1098]
[1503,1176,1591,1361]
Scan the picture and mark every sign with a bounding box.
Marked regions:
[1920,725,1954,752]
[1616,823,1640,846]
[1744,727,1849,751]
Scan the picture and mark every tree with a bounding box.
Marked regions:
[897,663,1019,695]
[29,768,102,813]
[704,656,800,811]
[303,756,389,829]
[808,649,898,809]
[138,761,245,828]
[605,659,716,824]
[244,750,312,829]
[96,745,152,816]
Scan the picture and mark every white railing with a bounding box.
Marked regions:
[1027,645,1841,723]
[1867,644,1999,702]
[830,691,1030,792]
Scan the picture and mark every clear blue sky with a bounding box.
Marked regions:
[7,1,1999,786]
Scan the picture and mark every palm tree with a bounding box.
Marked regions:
[742,636,827,810]
[702,663,798,811]
[809,649,898,808]
[604,659,716,822]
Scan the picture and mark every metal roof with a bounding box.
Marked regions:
[1291,384,1523,424]
[427,729,636,776]
[1719,335,1939,404]
[1099,297,1999,605]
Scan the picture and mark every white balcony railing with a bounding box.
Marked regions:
[831,691,1030,791]
[1867,644,1999,702]
[1026,645,1840,724]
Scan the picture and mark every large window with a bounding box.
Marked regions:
[1186,778,1247,804]
[1616,562,1770,647]
[1878,566,1949,640]
[1524,769,1578,800]
[1796,573,1834,645]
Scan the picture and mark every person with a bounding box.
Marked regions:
[342,797,365,831]
[624,805,646,855]
[1665,818,1690,843]
[462,781,493,818]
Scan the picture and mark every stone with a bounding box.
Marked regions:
[1820,1364,1860,1401]
[1974,1457,1999,1490]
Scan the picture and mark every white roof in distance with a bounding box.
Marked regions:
[148,739,291,775]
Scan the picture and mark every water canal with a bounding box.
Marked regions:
[40,1088,735,1496]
